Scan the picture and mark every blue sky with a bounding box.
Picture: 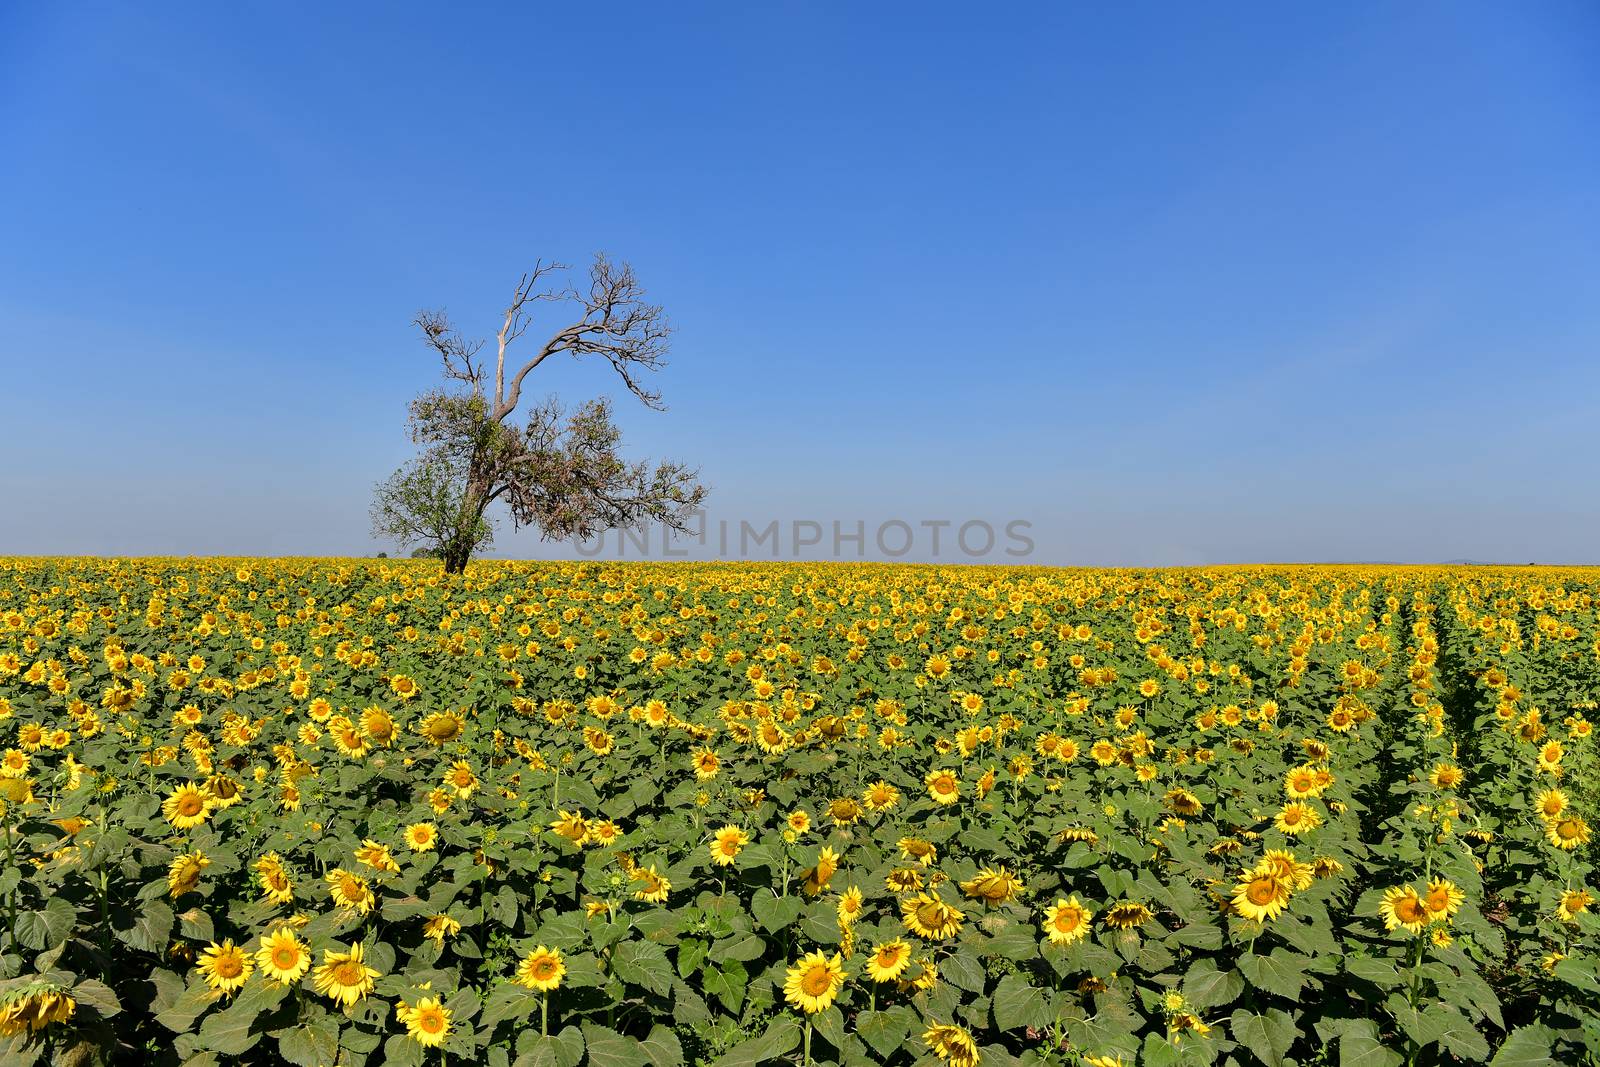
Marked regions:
[2,3,1598,565]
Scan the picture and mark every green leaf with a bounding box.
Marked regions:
[992,974,1051,1032]
[479,984,543,1029]
[709,1016,801,1067]
[708,932,765,964]
[118,899,175,954]
[700,961,747,1013]
[751,890,804,933]
[612,940,674,997]
[70,979,121,1019]
[583,1023,645,1067]
[940,950,987,994]
[1231,1009,1294,1067]
[196,980,288,1056]
[17,897,76,951]
[1336,1020,1402,1067]
[1489,1025,1557,1067]
[1430,1006,1489,1061]
[813,1006,845,1050]
[382,1034,426,1067]
[857,1009,914,1060]
[1182,961,1243,1011]
[513,1027,586,1067]
[639,1024,685,1067]
[1237,949,1309,1000]
[276,1018,340,1067]
[1345,956,1401,988]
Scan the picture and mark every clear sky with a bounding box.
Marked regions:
[3,3,1598,565]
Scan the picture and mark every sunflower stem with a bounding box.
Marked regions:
[803,1018,813,1067]
[542,991,549,1037]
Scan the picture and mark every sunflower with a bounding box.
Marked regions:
[1258,849,1314,891]
[787,809,812,834]
[632,865,672,903]
[924,768,960,805]
[314,943,379,1008]
[801,846,840,896]
[515,945,566,991]
[1429,763,1463,790]
[829,796,863,826]
[325,868,376,915]
[865,939,913,983]
[1231,871,1290,923]
[404,822,438,852]
[550,810,589,844]
[355,839,400,873]
[1164,788,1203,817]
[423,913,463,944]
[836,886,865,927]
[360,705,396,746]
[1041,896,1094,945]
[418,710,464,744]
[389,674,419,700]
[256,927,311,984]
[1423,879,1464,921]
[444,760,479,798]
[1102,901,1153,930]
[167,851,210,898]
[898,837,938,866]
[161,783,211,830]
[783,950,846,1014]
[709,825,749,866]
[1274,803,1322,836]
[1535,789,1569,820]
[197,939,253,995]
[1378,886,1429,935]
[901,893,965,940]
[1557,888,1594,922]
[394,995,452,1047]
[251,851,294,905]
[959,865,1024,905]
[922,1021,980,1067]
[691,747,721,780]
[1547,815,1591,851]
[863,780,900,812]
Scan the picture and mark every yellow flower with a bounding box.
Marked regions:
[959,866,1024,905]
[1423,879,1464,921]
[256,927,311,984]
[1274,802,1322,836]
[1231,871,1290,923]
[783,951,846,1014]
[404,822,438,852]
[1102,901,1153,930]
[1547,815,1591,850]
[923,1021,981,1067]
[161,783,210,830]
[1378,886,1429,935]
[396,996,453,1047]
[197,939,253,996]
[865,939,913,983]
[167,850,210,898]
[1041,896,1093,945]
[355,839,400,873]
[709,825,749,867]
[314,943,379,1008]
[325,868,376,915]
[516,945,566,991]
[423,914,463,944]
[925,768,960,805]
[901,892,964,940]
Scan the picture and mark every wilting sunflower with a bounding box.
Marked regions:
[355,839,400,873]
[1547,815,1591,851]
[314,943,379,1008]
[801,846,840,896]
[922,1021,981,1067]
[709,825,749,866]
[167,851,210,898]
[197,939,253,995]
[959,865,1024,905]
[161,783,210,830]
[924,768,960,805]
[783,950,846,1014]
[325,868,376,915]
[1165,788,1203,817]
[1103,901,1154,930]
[516,945,566,991]
[1423,879,1464,921]
[1231,870,1290,923]
[1378,885,1429,935]
[1041,896,1094,945]
[0,988,75,1036]
[396,996,452,1047]
[256,927,311,984]
[898,837,938,866]
[901,893,965,940]
[865,939,913,983]
[404,822,438,853]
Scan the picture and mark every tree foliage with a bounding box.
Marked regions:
[371,255,706,572]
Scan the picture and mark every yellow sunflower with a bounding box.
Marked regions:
[313,943,379,1008]
[1231,871,1290,923]
[161,783,211,830]
[865,939,913,983]
[709,825,749,867]
[197,939,253,996]
[783,950,846,1014]
[901,893,965,940]
[256,927,311,985]
[396,996,452,1047]
[1378,886,1429,935]
[1041,896,1094,945]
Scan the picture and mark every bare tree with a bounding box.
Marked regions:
[372,254,707,573]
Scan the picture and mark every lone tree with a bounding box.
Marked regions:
[372,254,707,573]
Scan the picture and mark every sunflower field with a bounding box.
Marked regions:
[0,559,1597,1067]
